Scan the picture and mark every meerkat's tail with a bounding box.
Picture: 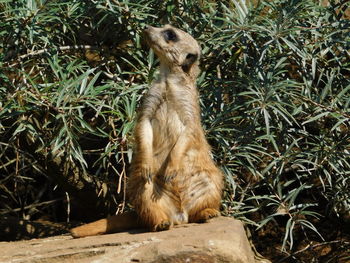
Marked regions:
[70,211,142,238]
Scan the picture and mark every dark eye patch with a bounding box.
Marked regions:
[181,53,198,73]
[162,29,178,42]
[186,53,196,60]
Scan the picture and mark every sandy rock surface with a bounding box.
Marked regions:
[1,217,270,263]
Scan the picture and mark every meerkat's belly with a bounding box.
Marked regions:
[151,103,184,157]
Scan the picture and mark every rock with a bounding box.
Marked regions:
[0,217,270,263]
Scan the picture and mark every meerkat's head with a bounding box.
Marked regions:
[144,25,201,79]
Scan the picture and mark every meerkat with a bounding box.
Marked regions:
[70,25,223,238]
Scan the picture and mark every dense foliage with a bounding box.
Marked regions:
[1,0,349,261]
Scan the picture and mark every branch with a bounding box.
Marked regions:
[277,240,349,263]
[5,45,99,67]
[299,96,350,119]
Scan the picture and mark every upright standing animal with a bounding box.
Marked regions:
[70,25,223,238]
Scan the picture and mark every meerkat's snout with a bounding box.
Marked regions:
[143,25,155,35]
[143,25,161,54]
[143,25,178,49]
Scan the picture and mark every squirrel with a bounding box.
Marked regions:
[70,25,223,238]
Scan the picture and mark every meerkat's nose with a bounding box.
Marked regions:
[144,25,156,31]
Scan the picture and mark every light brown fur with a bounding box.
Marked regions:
[70,25,223,238]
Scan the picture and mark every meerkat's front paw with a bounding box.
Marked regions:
[138,163,154,183]
[164,166,182,182]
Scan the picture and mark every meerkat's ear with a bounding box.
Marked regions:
[181,53,198,73]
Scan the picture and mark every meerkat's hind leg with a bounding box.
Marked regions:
[141,205,173,232]
[186,169,223,224]
[131,180,174,232]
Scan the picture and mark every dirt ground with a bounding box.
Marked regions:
[251,217,350,263]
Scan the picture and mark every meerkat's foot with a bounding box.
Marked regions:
[191,208,220,223]
[142,206,172,231]
[153,220,172,231]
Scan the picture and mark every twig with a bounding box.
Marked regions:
[298,95,350,119]
[65,192,70,223]
[276,240,349,263]
[19,45,99,60]
[15,137,20,191]
[0,199,63,215]
[121,142,127,213]
[5,45,99,67]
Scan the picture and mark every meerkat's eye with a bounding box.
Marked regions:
[186,53,196,60]
[162,29,178,42]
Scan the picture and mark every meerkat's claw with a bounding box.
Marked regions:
[164,172,176,183]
